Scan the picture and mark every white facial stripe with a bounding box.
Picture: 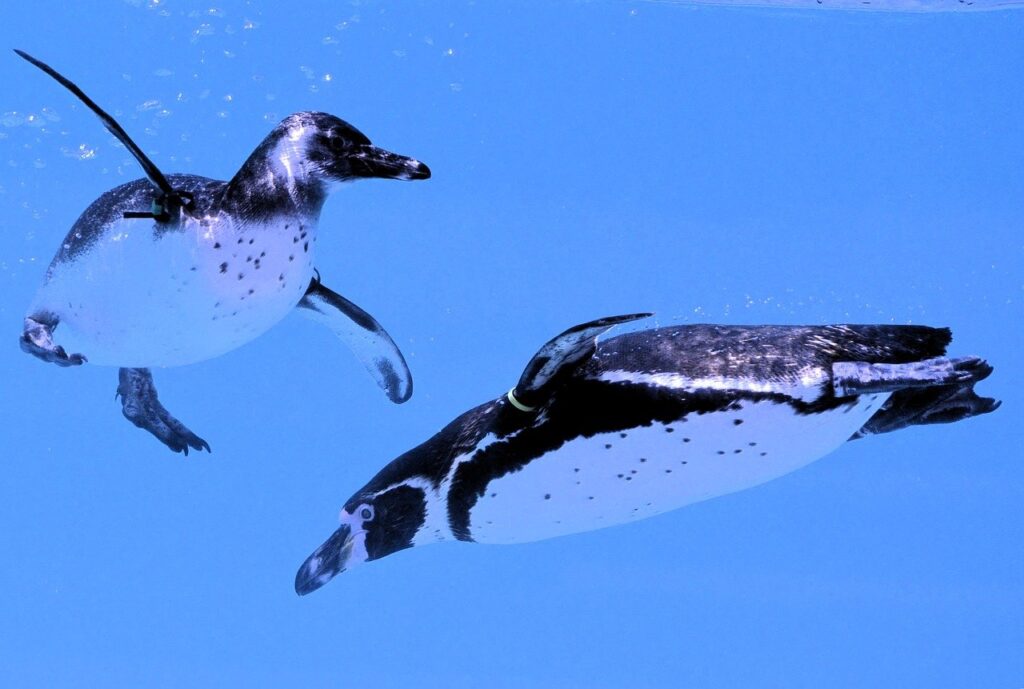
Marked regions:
[360,475,447,546]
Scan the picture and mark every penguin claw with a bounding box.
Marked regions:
[20,333,87,367]
[143,406,211,456]
[117,367,211,456]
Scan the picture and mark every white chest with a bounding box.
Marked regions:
[33,213,318,367]
[465,394,888,544]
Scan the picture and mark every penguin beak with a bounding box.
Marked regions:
[347,145,431,181]
[294,524,354,595]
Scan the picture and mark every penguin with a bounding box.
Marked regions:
[294,313,999,595]
[15,51,430,454]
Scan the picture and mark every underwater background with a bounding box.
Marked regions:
[0,1,1021,686]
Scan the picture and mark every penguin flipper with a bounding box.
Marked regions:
[297,278,413,404]
[117,368,211,455]
[20,314,86,367]
[14,50,175,199]
[512,313,652,408]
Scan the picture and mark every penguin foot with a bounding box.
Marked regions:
[117,367,211,455]
[20,315,86,367]
[833,355,991,398]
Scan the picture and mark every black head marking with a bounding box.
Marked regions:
[224,112,429,221]
[353,484,426,563]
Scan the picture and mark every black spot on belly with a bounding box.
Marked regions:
[237,238,243,245]
[448,376,850,541]
[248,288,254,295]
[248,238,254,245]
[683,437,691,443]
[734,449,742,454]
[214,242,221,249]
[303,241,309,252]
[717,450,725,455]
[237,273,245,280]
[733,419,744,425]
[760,451,767,457]
[219,262,228,273]
[665,469,672,473]
[604,443,612,449]
[544,493,551,500]
[246,256,253,263]
[639,457,647,463]
[749,442,757,446]
[665,427,675,433]
[588,496,594,500]
[289,255,294,262]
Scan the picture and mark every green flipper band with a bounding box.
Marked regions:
[506,388,536,413]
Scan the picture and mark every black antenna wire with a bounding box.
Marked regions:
[14,49,194,221]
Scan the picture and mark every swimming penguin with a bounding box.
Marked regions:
[15,51,430,454]
[295,313,999,594]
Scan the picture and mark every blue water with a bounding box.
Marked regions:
[1,2,1021,687]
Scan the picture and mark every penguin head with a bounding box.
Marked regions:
[298,112,431,183]
[295,482,428,595]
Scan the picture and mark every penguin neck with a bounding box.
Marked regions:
[410,476,454,547]
[224,127,331,222]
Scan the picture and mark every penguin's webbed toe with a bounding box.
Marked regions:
[116,367,212,456]
[20,322,87,367]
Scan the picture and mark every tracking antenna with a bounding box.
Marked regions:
[14,49,195,222]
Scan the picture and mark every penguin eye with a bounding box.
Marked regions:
[359,505,375,522]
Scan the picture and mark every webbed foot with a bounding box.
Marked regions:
[833,355,991,398]
[20,315,86,367]
[117,367,211,455]
[848,355,999,438]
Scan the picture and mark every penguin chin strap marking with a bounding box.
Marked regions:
[506,388,537,413]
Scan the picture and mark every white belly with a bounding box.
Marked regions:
[31,215,317,367]
[466,394,888,544]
